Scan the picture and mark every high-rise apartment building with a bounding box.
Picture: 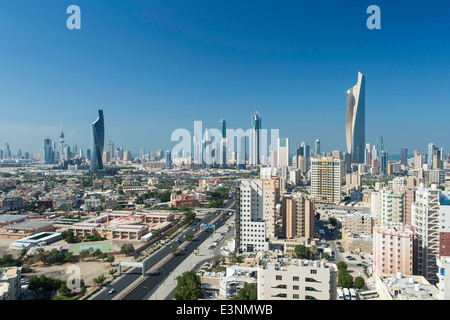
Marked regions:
[310,156,341,204]
[412,184,441,283]
[373,223,414,276]
[346,72,365,164]
[281,193,315,240]
[235,179,269,253]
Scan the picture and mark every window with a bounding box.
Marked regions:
[293,276,299,281]
[293,285,299,290]
[293,294,300,299]
[310,270,317,275]
[276,275,282,281]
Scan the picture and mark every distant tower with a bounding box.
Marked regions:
[315,139,321,157]
[90,110,105,173]
[59,116,65,163]
[251,105,261,166]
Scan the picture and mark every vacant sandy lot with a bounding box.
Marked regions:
[1,238,146,295]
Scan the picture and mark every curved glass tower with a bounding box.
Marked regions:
[346,72,365,164]
[90,110,105,173]
[251,108,261,166]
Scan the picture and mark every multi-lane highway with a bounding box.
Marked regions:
[90,198,235,300]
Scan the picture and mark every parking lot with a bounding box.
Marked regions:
[316,205,376,292]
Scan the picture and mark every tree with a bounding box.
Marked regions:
[93,275,106,287]
[92,249,103,259]
[323,252,330,260]
[58,282,70,297]
[28,275,64,299]
[80,249,90,261]
[106,255,115,266]
[354,276,365,290]
[338,271,354,288]
[174,270,205,300]
[170,246,179,255]
[232,283,257,300]
[120,243,135,256]
[185,234,194,241]
[337,261,348,272]
[328,217,338,227]
[294,245,310,259]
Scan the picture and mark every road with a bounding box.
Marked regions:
[90,198,235,300]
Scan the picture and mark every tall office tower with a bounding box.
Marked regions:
[102,151,110,164]
[380,150,388,176]
[203,128,212,168]
[165,150,172,169]
[371,145,378,160]
[277,138,290,168]
[235,179,269,253]
[64,145,71,160]
[343,151,351,174]
[4,143,11,159]
[59,117,65,162]
[139,147,146,160]
[219,119,227,167]
[300,141,310,172]
[86,149,91,160]
[401,147,408,165]
[251,107,261,166]
[428,143,435,169]
[377,136,384,157]
[297,155,306,173]
[90,109,105,173]
[236,134,247,170]
[106,141,114,159]
[41,138,53,164]
[433,148,443,170]
[310,156,341,204]
[414,150,421,168]
[281,193,315,240]
[315,139,321,157]
[412,184,442,284]
[346,72,365,164]
[365,143,372,165]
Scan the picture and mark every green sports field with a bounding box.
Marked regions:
[68,240,114,255]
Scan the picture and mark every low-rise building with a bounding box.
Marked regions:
[0,267,21,300]
[374,272,438,300]
[257,259,337,300]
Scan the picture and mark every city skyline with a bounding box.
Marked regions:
[0,1,449,156]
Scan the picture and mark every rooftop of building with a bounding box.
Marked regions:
[376,273,438,300]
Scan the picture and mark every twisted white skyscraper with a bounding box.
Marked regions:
[346,72,366,164]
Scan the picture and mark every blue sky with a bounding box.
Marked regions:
[0,0,449,156]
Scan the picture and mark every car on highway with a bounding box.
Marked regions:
[108,288,116,294]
